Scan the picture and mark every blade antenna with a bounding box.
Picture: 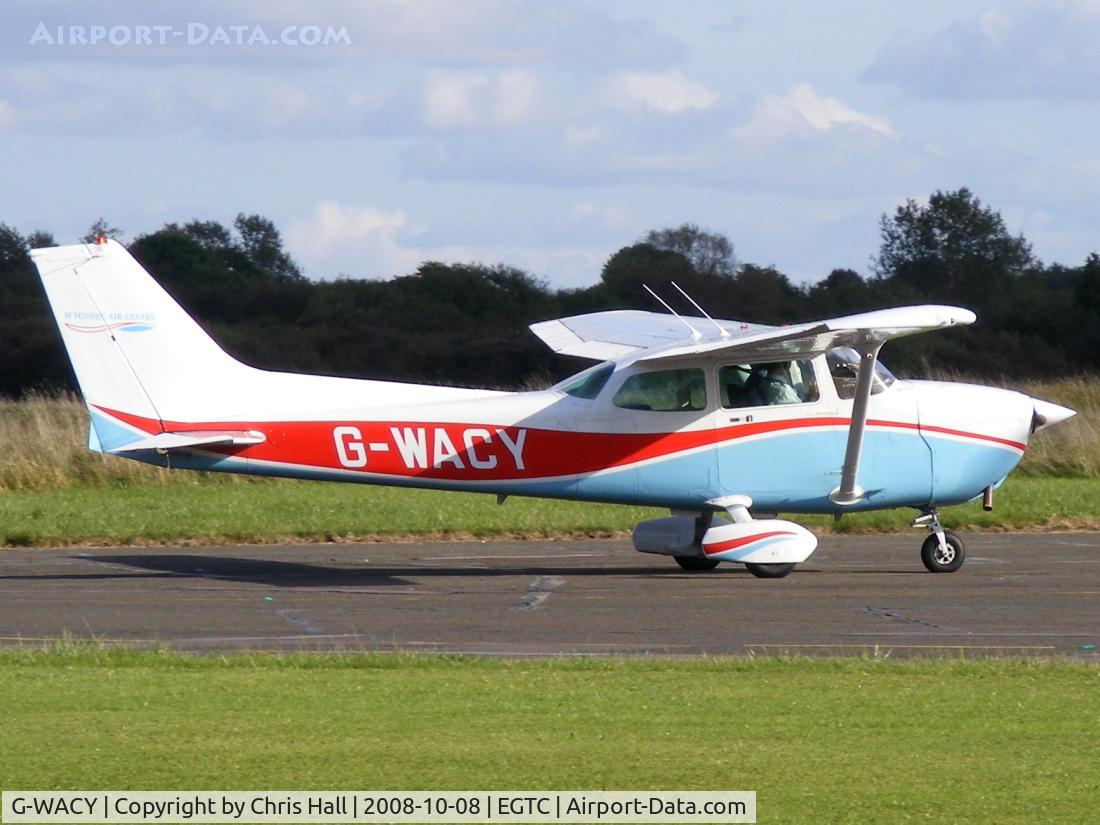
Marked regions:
[643,284,701,340]
[671,281,729,338]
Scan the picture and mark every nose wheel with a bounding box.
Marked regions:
[914,511,966,573]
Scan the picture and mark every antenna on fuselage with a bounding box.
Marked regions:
[643,283,701,340]
[671,281,729,338]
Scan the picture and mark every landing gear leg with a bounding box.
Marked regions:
[914,510,966,573]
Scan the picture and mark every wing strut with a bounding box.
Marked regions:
[828,342,883,506]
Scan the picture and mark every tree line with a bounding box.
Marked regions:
[0,188,1095,397]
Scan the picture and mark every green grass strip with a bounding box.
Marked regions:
[3,476,1100,548]
[0,648,1097,822]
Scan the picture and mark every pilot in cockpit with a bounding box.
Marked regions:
[756,363,801,405]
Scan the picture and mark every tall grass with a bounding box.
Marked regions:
[0,393,250,492]
[1007,376,1100,477]
[0,378,1095,492]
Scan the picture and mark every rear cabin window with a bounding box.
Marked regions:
[719,360,819,408]
[557,363,614,400]
[612,368,706,412]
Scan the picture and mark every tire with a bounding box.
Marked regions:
[745,562,795,579]
[921,532,966,573]
[674,555,721,571]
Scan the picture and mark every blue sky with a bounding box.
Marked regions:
[2,0,1099,287]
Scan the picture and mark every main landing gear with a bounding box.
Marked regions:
[673,555,720,572]
[744,562,796,579]
[672,556,794,578]
[914,510,966,573]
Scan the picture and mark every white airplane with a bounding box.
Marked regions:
[32,239,1074,578]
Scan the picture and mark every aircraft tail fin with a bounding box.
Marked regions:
[31,240,252,438]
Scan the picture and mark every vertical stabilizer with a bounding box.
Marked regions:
[31,240,250,433]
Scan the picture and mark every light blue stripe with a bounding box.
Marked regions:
[111,428,1025,515]
[88,408,145,452]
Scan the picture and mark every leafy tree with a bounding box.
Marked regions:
[872,188,1036,307]
[1073,252,1100,312]
[592,243,697,310]
[181,219,235,250]
[724,264,803,324]
[80,218,123,244]
[642,224,737,278]
[804,268,872,316]
[233,213,303,282]
[25,230,56,249]
[0,225,70,394]
[5,201,1100,397]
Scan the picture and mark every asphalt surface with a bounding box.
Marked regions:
[0,534,1098,657]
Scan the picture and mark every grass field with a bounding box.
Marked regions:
[4,476,1100,548]
[0,648,1096,823]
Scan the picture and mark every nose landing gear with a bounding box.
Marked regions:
[914,511,966,573]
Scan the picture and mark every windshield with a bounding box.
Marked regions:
[826,347,897,400]
[553,362,614,400]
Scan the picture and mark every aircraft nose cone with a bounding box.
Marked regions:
[1031,398,1076,433]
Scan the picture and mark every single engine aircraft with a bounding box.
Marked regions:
[32,239,1075,578]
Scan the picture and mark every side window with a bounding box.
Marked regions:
[719,360,819,408]
[612,368,707,412]
[556,363,614,400]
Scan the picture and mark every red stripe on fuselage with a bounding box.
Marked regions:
[92,405,1025,482]
[872,418,1026,452]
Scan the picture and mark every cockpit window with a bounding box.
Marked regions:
[719,360,819,408]
[556,362,614,400]
[612,368,706,412]
[826,347,897,400]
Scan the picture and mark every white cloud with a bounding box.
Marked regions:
[422,72,488,130]
[865,1,1100,99]
[0,69,395,138]
[0,65,60,98]
[492,70,538,124]
[287,202,422,278]
[1072,160,1100,192]
[258,82,323,129]
[286,200,609,285]
[567,200,632,229]
[421,69,542,130]
[605,70,720,113]
[732,84,895,143]
[564,124,603,145]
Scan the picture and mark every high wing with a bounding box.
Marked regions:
[531,304,976,508]
[529,305,975,363]
[529,310,775,361]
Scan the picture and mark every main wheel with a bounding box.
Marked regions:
[674,555,720,571]
[921,532,965,573]
[745,562,795,579]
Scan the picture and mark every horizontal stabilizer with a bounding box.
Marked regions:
[112,430,266,454]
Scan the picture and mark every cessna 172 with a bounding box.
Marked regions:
[32,239,1074,578]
